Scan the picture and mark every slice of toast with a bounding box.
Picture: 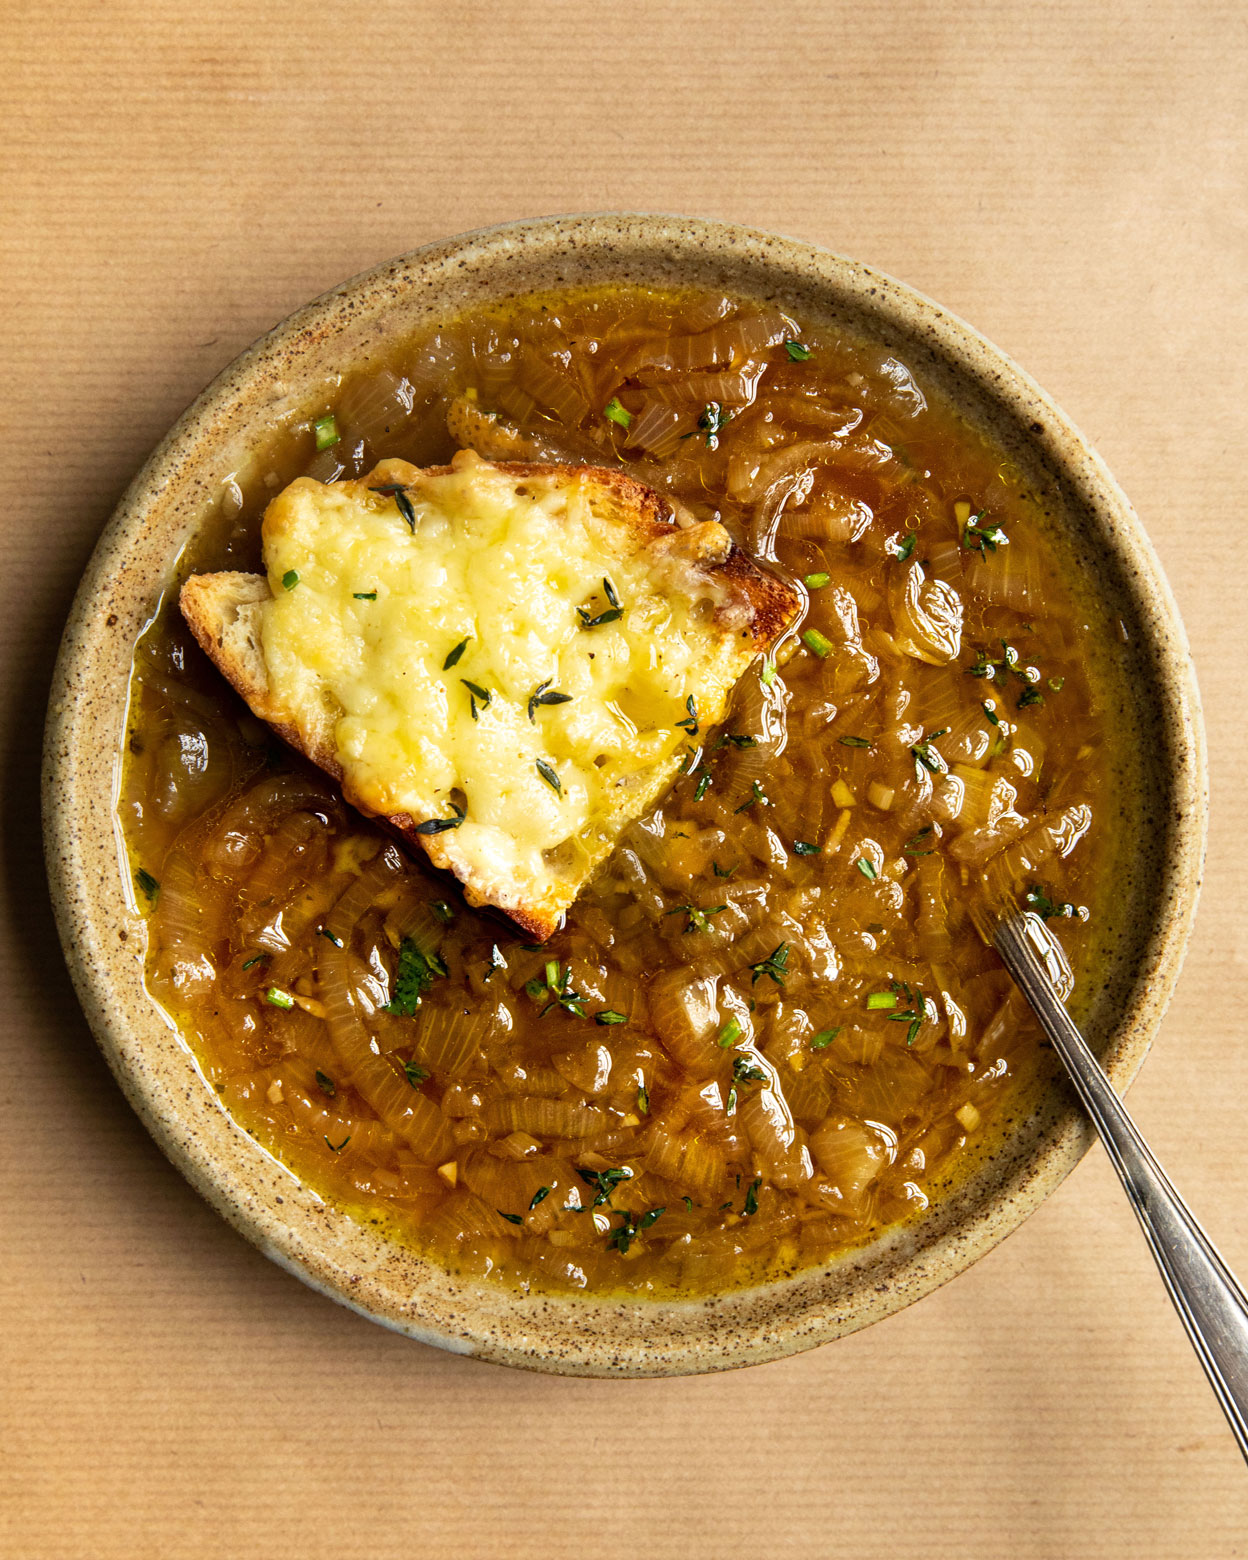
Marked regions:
[181,451,800,939]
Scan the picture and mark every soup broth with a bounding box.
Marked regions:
[120,285,1126,1297]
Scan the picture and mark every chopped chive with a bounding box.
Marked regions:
[802,628,833,658]
[694,771,712,801]
[784,340,812,362]
[281,569,299,591]
[717,1016,743,1048]
[604,396,632,429]
[811,1028,840,1050]
[313,413,340,450]
[315,1070,336,1097]
[443,637,469,670]
[856,857,878,881]
[803,571,831,590]
[536,758,562,795]
[353,591,377,600]
[240,954,267,971]
[761,657,777,686]
[866,992,897,1010]
[265,987,295,1009]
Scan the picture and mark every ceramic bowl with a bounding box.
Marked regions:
[42,215,1206,1376]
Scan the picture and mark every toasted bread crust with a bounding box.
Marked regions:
[180,457,800,940]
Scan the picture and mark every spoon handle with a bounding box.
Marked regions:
[995,912,1248,1463]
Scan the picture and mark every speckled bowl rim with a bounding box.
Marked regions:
[43,214,1206,1377]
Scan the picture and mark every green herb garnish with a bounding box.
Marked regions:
[530,1186,551,1210]
[793,841,821,856]
[866,991,897,1010]
[324,1135,351,1153]
[732,1057,767,1084]
[748,943,790,987]
[856,857,878,881]
[483,945,506,982]
[902,825,935,856]
[694,771,713,801]
[577,577,623,629]
[784,340,812,361]
[1025,884,1078,921]
[134,867,160,903]
[761,657,777,686]
[369,483,417,531]
[963,512,1009,552]
[637,1084,650,1115]
[743,1178,761,1216]
[536,757,562,795]
[803,571,830,589]
[579,1166,634,1208]
[802,628,833,658]
[604,396,632,429]
[596,1008,628,1025]
[384,937,448,1016]
[281,570,299,591]
[1017,684,1044,709]
[685,400,732,450]
[265,987,295,1009]
[676,695,699,736]
[717,1016,743,1048]
[313,413,340,450]
[315,1070,336,1097]
[240,954,267,971]
[666,904,727,934]
[895,534,916,562]
[811,1028,840,1050]
[353,591,377,600]
[413,801,466,835]
[734,780,770,814]
[839,735,873,749]
[498,1210,524,1226]
[403,1060,430,1088]
[443,637,469,669]
[528,678,572,721]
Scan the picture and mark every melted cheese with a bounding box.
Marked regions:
[259,458,751,910]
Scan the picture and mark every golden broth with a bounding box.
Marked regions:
[120,285,1125,1298]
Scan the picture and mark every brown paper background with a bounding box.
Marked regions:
[4,2,1247,1554]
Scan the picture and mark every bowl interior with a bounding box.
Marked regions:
[42,214,1206,1376]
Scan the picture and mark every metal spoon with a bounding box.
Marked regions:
[993,910,1248,1462]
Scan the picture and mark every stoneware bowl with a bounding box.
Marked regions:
[43,214,1206,1376]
